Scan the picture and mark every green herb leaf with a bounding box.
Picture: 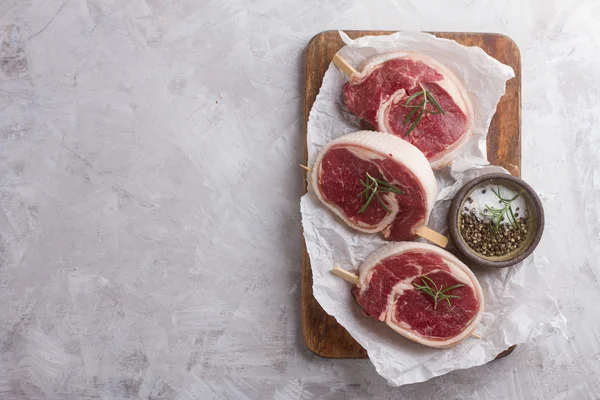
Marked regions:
[403,90,425,106]
[426,91,445,114]
[403,100,425,124]
[405,108,424,137]
[401,86,445,136]
[508,206,520,229]
[413,275,465,309]
[357,172,404,214]
[481,188,524,232]
[440,283,465,293]
[357,186,377,213]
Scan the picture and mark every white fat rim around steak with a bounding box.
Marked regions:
[354,52,475,170]
[311,131,436,234]
[358,242,484,348]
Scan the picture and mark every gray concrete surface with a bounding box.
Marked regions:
[0,0,599,398]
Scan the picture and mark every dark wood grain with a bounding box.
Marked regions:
[302,31,521,359]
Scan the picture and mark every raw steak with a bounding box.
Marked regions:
[352,242,483,348]
[311,131,436,241]
[343,52,474,170]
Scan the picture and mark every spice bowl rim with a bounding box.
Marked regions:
[447,173,545,269]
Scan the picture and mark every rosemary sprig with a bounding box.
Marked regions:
[413,275,465,309]
[481,188,524,233]
[401,83,445,137]
[357,172,404,214]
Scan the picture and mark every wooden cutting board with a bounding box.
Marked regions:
[302,31,521,358]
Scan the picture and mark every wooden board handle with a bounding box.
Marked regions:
[332,53,357,77]
[415,226,449,248]
[331,266,359,285]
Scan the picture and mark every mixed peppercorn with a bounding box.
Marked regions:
[460,195,529,257]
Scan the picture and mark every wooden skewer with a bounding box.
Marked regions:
[331,266,480,339]
[415,225,448,248]
[332,53,358,77]
[301,170,447,247]
[302,163,446,247]
[331,266,359,285]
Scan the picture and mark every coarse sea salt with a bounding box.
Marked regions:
[462,184,528,225]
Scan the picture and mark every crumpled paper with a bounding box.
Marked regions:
[300,31,566,386]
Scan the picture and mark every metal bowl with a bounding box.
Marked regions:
[447,173,544,268]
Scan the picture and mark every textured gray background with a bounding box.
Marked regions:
[0,0,599,399]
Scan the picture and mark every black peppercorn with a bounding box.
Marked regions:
[459,214,529,257]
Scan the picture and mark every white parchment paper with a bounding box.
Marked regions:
[300,31,566,386]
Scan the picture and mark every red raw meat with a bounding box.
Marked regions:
[311,131,436,241]
[352,242,483,348]
[343,52,474,170]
